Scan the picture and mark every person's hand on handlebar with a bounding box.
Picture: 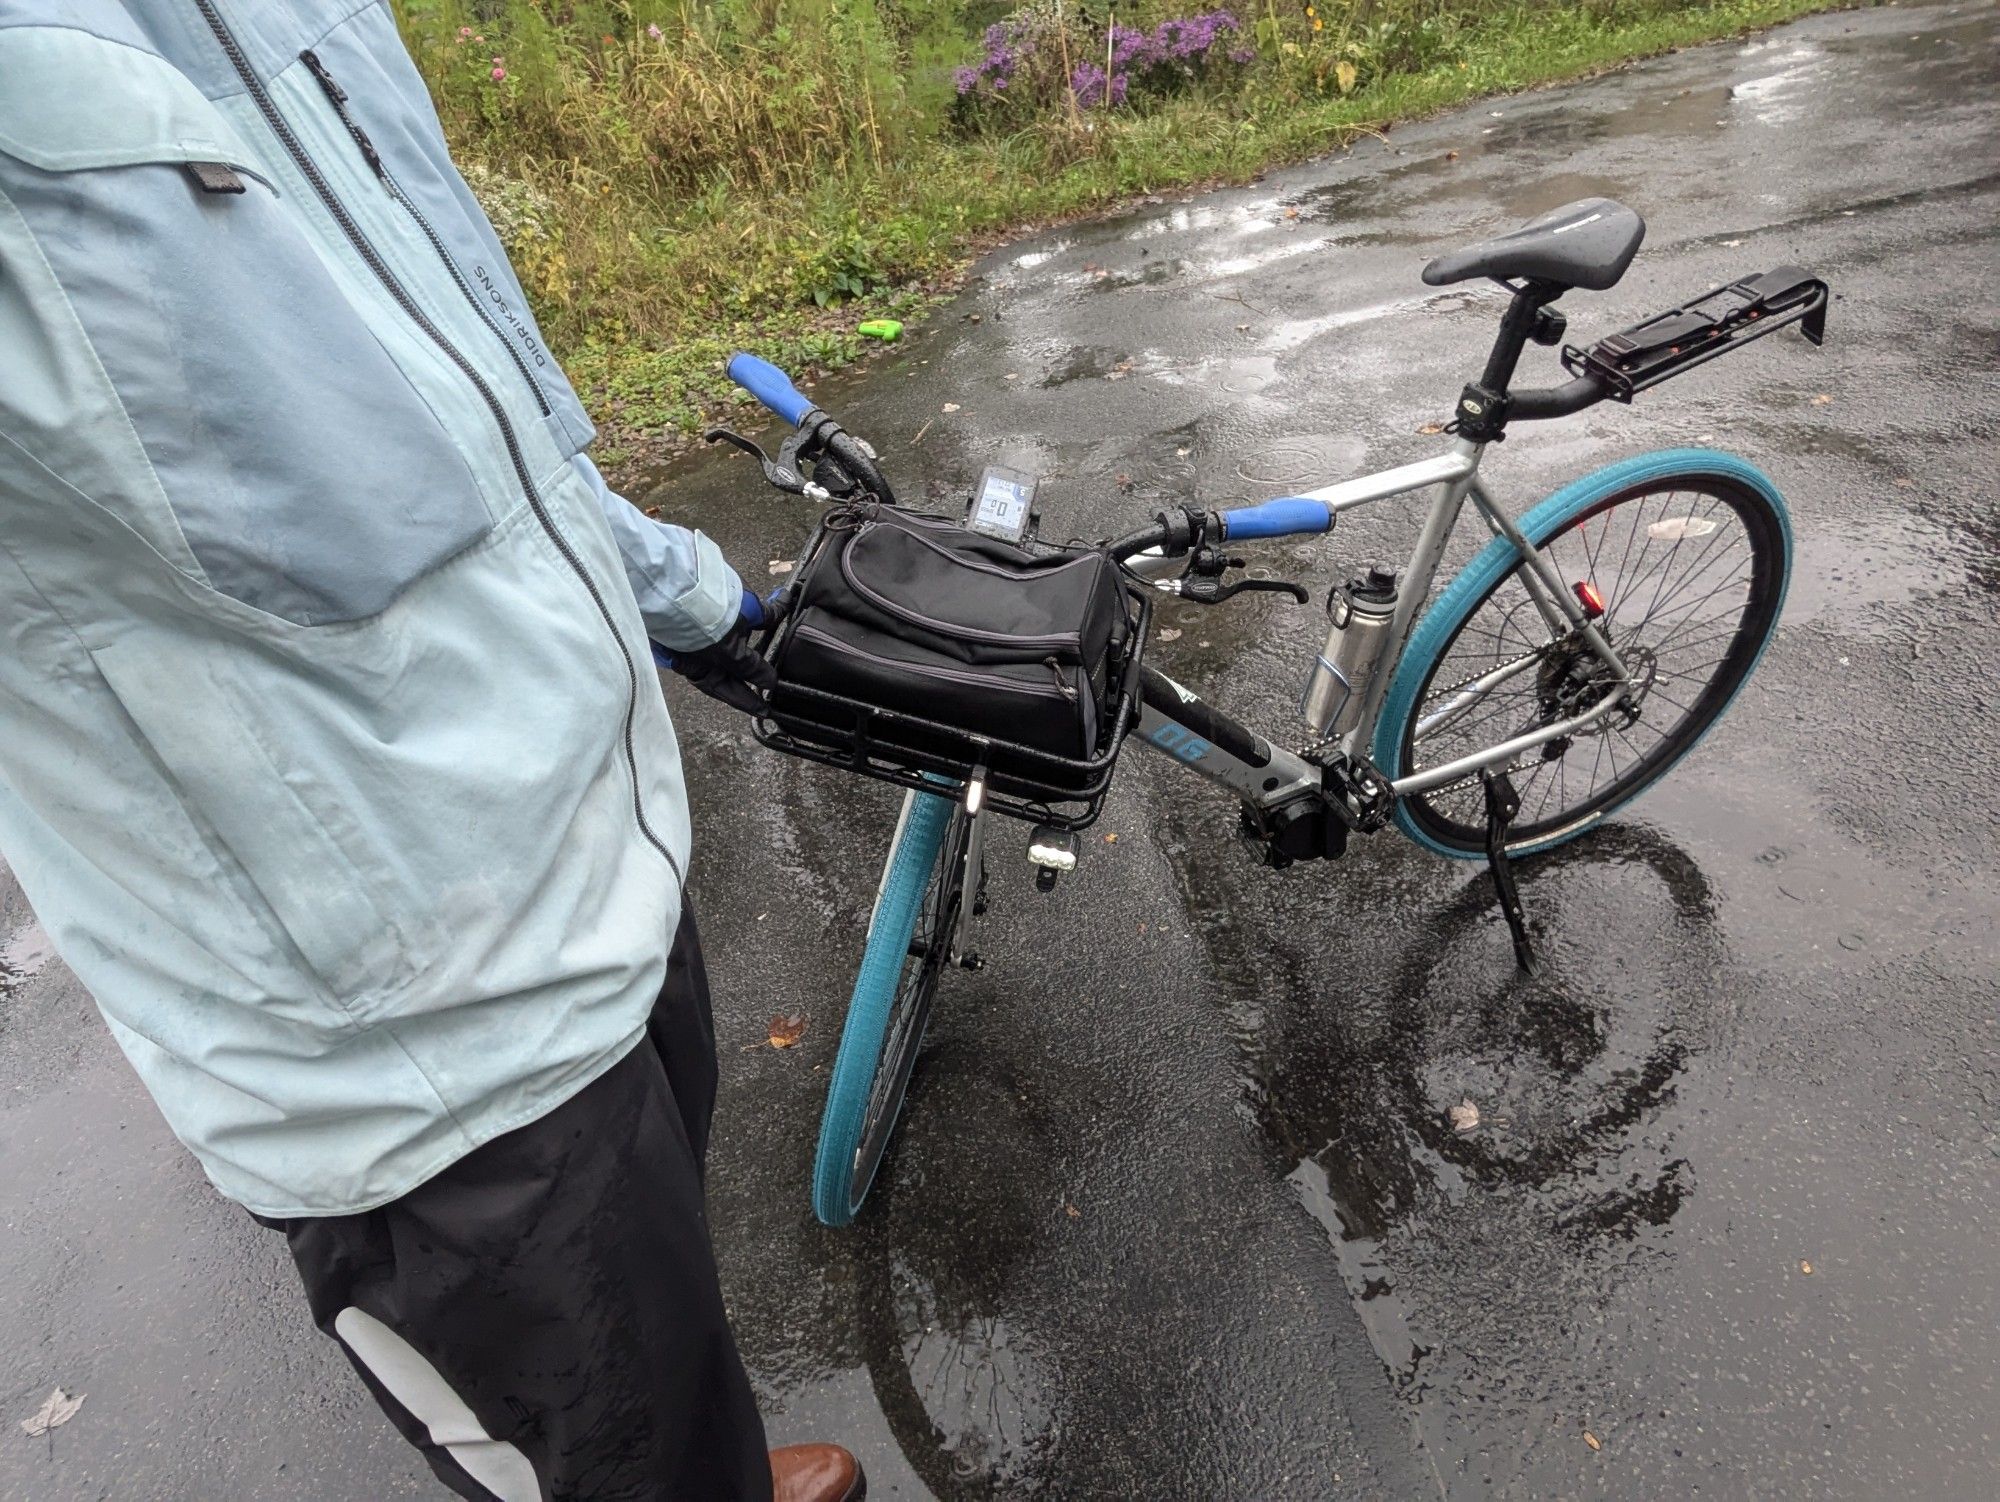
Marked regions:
[653,588,780,715]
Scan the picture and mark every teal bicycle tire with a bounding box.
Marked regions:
[811,789,960,1226]
[1374,448,1793,858]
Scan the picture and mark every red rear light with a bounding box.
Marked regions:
[1574,580,1607,618]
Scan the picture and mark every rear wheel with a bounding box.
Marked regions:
[812,788,967,1226]
[1376,452,1791,856]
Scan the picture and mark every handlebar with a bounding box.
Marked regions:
[1217,496,1335,542]
[727,352,815,427]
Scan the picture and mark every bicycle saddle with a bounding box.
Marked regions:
[1422,197,1646,292]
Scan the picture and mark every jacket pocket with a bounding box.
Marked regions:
[0,26,497,628]
[87,626,410,1006]
[293,11,596,457]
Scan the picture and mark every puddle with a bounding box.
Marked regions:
[1729,43,1827,126]
[0,919,55,993]
[1086,256,1190,292]
[1233,433,1372,489]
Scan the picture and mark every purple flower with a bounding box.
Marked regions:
[1071,61,1130,108]
[1228,46,1256,64]
[953,64,978,94]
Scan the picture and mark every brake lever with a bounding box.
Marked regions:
[703,426,824,498]
[1179,574,1310,606]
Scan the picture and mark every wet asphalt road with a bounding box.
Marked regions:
[4,4,1997,1497]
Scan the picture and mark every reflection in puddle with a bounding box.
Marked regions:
[1729,44,1826,126]
[898,1283,1056,1488]
[0,919,54,993]
[1168,818,1731,1469]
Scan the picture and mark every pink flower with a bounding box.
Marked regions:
[646,22,663,40]
[492,55,503,64]
[489,64,506,81]
[473,33,485,43]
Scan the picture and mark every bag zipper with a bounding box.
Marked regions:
[874,516,1104,581]
[192,0,678,881]
[839,534,1084,652]
[795,624,1075,699]
[298,48,552,419]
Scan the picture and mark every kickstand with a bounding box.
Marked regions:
[1480,769,1537,975]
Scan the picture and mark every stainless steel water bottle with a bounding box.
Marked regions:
[1299,565,1400,739]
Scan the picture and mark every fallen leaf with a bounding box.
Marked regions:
[1445,149,1459,161]
[20,1388,84,1438]
[1105,370,1127,381]
[942,402,961,413]
[1065,1203,1081,1219]
[1417,421,1446,435]
[767,1012,808,1049]
[1004,371,1019,381]
[1157,627,1183,642]
[1800,1259,1814,1275]
[768,559,795,575]
[1103,832,1119,844]
[1447,1099,1480,1134]
[1583,1431,1601,1451]
[1810,393,1833,405]
[1284,204,1301,219]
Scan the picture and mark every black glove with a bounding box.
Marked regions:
[654,588,777,715]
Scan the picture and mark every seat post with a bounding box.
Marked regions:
[1453,280,1564,442]
[1480,280,1562,394]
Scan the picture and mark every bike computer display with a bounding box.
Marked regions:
[965,466,1038,544]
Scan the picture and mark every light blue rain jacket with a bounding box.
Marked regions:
[0,0,743,1215]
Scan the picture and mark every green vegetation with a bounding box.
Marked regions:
[395,0,1849,467]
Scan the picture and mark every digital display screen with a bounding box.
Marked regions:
[969,468,1036,542]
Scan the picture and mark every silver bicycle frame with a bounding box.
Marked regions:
[1134,435,1635,810]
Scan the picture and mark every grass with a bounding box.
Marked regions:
[397,0,1859,477]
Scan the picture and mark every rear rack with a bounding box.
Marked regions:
[1563,265,1829,401]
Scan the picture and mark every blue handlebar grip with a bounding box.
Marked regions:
[726,352,814,427]
[1219,497,1335,542]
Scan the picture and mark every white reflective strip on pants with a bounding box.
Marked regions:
[333,1307,541,1501]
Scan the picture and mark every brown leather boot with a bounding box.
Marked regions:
[770,1443,866,1502]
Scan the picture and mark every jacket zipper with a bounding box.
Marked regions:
[298,49,552,419]
[193,0,679,881]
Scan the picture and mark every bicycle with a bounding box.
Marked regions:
[704,197,1828,1226]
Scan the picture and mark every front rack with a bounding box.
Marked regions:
[1563,265,1829,402]
[752,566,1153,832]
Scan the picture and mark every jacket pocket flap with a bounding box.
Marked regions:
[0,27,265,176]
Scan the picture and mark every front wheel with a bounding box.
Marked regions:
[812,788,967,1226]
[1375,450,1792,857]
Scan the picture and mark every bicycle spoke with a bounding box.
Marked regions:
[1402,477,1782,848]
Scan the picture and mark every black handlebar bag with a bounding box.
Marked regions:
[762,507,1142,813]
